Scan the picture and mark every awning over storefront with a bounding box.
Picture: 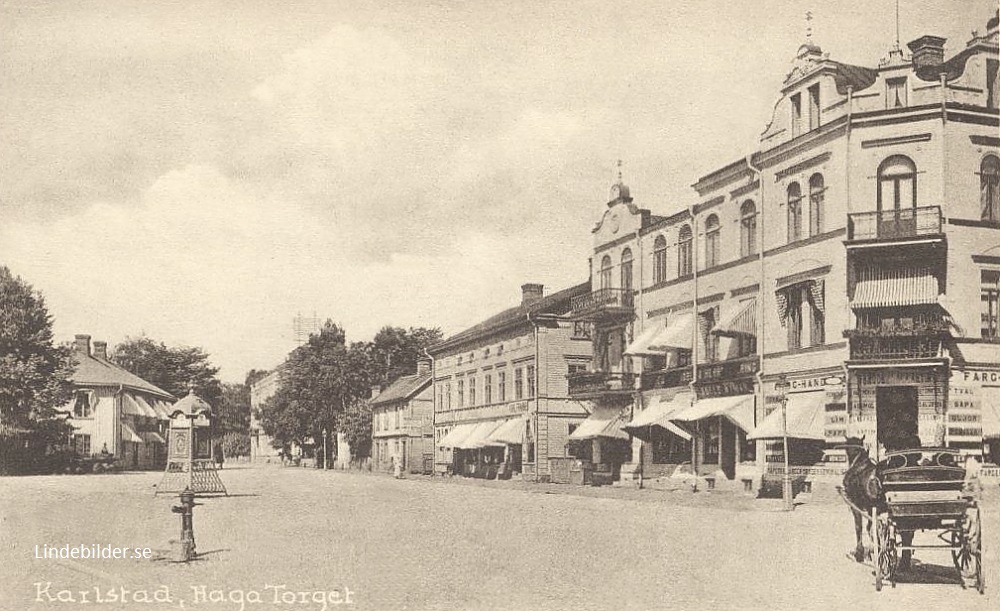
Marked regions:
[711,298,757,337]
[748,391,826,440]
[624,314,694,355]
[438,423,477,448]
[153,400,174,419]
[139,431,166,444]
[122,422,143,443]
[672,394,755,432]
[568,407,629,441]
[487,418,525,445]
[456,420,504,449]
[623,394,693,441]
[135,395,168,420]
[851,267,939,309]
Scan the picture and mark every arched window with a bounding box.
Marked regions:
[600,255,613,290]
[678,225,693,277]
[982,155,1000,222]
[704,214,720,268]
[620,248,633,292]
[787,182,803,243]
[877,155,917,213]
[740,200,757,257]
[653,235,667,284]
[809,174,824,236]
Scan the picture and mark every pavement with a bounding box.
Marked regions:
[1,465,997,611]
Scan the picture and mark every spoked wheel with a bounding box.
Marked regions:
[873,508,897,591]
[953,504,984,594]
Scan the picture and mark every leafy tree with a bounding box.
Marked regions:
[370,326,442,385]
[214,382,250,456]
[111,337,222,407]
[0,266,75,429]
[337,398,372,464]
[244,368,269,388]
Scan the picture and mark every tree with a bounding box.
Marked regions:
[370,326,442,385]
[215,382,251,457]
[0,266,75,428]
[111,337,222,407]
[0,267,75,473]
[337,398,372,465]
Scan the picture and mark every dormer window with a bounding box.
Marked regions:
[791,93,803,138]
[887,77,907,108]
[808,84,821,130]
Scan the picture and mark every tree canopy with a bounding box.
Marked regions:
[0,266,75,430]
[111,336,222,406]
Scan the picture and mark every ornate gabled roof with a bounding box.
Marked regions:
[169,389,212,418]
[371,371,431,407]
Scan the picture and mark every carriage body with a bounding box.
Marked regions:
[871,448,983,593]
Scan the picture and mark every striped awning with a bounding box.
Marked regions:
[623,393,693,441]
[438,423,477,448]
[672,394,756,432]
[122,422,143,443]
[748,391,826,441]
[487,418,525,445]
[711,298,756,337]
[626,314,693,355]
[456,420,504,449]
[851,267,939,309]
[139,431,166,444]
[568,407,629,441]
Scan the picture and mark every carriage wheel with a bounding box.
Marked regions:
[872,509,896,591]
[954,505,984,594]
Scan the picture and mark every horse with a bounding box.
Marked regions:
[840,436,914,570]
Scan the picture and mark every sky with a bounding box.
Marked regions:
[0,0,994,382]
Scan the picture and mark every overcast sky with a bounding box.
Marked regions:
[0,0,993,382]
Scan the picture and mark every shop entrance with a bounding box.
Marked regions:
[876,386,919,451]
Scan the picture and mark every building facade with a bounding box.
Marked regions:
[371,363,434,474]
[571,13,1000,492]
[429,283,593,482]
[249,367,282,463]
[65,334,174,470]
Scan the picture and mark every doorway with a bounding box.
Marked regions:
[876,386,919,451]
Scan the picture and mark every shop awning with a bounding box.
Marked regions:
[623,394,693,441]
[487,418,525,445]
[711,298,756,337]
[139,431,166,444]
[748,391,826,441]
[153,400,174,419]
[851,267,939,309]
[122,422,143,443]
[672,394,755,432]
[456,420,504,449]
[122,394,145,417]
[438,423,477,448]
[568,408,629,441]
[135,396,167,420]
[625,314,694,355]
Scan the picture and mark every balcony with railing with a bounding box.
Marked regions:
[695,355,760,383]
[845,322,949,362]
[567,370,636,398]
[570,288,634,321]
[639,365,693,391]
[847,206,942,242]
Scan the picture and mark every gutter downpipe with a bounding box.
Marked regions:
[747,153,767,491]
[844,86,854,451]
[634,228,643,489]
[115,383,125,459]
[688,208,700,491]
[424,347,436,475]
[527,312,541,483]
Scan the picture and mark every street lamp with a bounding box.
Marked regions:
[775,376,793,511]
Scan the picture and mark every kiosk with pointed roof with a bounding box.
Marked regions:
[156,389,227,495]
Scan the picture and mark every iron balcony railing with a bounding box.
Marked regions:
[570,288,634,319]
[640,365,693,390]
[847,206,942,241]
[567,370,636,397]
[847,335,943,361]
[696,355,760,383]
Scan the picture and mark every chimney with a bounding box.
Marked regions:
[416,358,431,376]
[521,283,544,306]
[370,385,381,400]
[907,35,946,69]
[92,341,108,361]
[74,334,91,357]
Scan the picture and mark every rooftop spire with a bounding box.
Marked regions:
[806,10,814,41]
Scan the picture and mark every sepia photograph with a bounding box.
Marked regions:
[1,0,999,609]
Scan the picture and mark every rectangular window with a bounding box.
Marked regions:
[394,408,400,429]
[73,392,92,418]
[485,374,492,405]
[701,307,720,363]
[73,434,91,456]
[887,77,907,108]
[703,419,720,464]
[514,368,524,400]
[790,93,802,138]
[787,288,804,351]
[445,383,451,409]
[572,321,591,339]
[469,376,476,406]
[808,84,821,130]
[810,301,826,346]
[457,379,464,407]
[526,365,536,398]
[568,362,588,376]
[498,371,506,402]
[988,59,999,110]
[982,270,1000,338]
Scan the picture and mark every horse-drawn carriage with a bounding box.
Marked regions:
[840,440,984,593]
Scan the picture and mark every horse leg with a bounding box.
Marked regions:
[853,510,866,563]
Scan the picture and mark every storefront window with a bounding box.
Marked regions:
[703,419,720,464]
[982,270,1000,338]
